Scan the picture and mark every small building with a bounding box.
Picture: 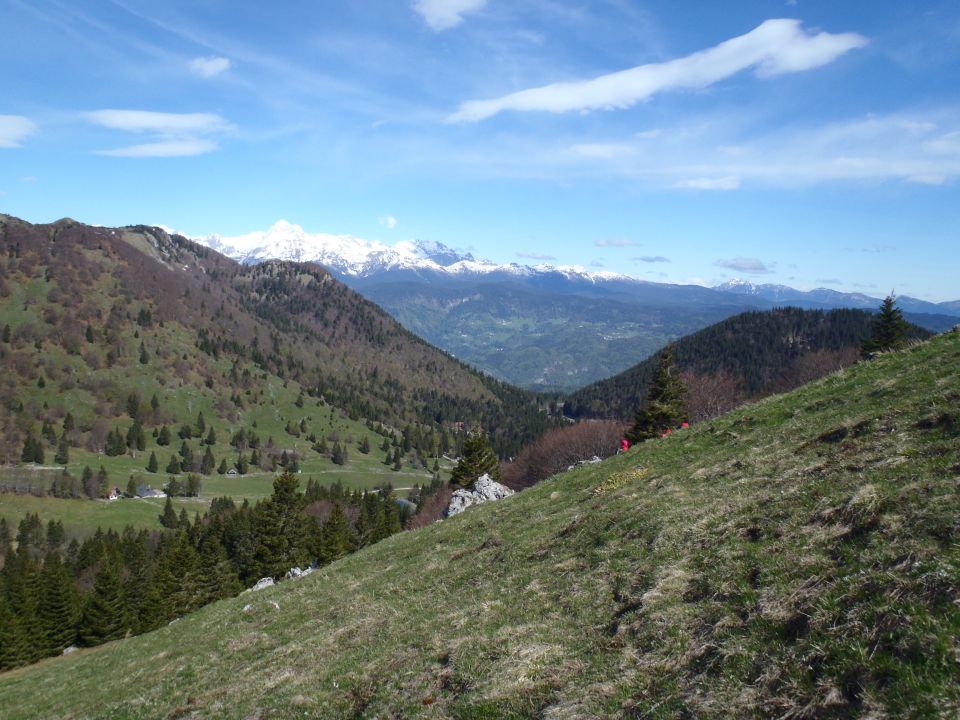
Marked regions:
[226,468,239,476]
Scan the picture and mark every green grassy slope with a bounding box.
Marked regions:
[1,333,958,718]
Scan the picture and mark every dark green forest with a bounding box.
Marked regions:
[564,307,932,420]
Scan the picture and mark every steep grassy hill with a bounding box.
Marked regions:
[565,306,933,421]
[2,331,957,718]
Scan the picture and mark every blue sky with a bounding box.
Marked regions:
[1,0,958,301]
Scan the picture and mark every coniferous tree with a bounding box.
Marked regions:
[201,447,215,475]
[54,434,69,465]
[449,432,501,489]
[78,554,127,646]
[159,497,178,529]
[359,435,371,454]
[39,552,79,655]
[317,502,355,565]
[205,426,217,446]
[146,451,158,473]
[62,412,75,433]
[2,323,10,343]
[217,458,228,475]
[0,593,26,670]
[251,471,312,579]
[862,294,910,356]
[627,344,688,443]
[165,455,181,474]
[157,425,171,446]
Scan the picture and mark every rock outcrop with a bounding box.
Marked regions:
[446,474,514,517]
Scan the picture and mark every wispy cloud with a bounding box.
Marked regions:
[674,176,741,190]
[379,214,398,230]
[715,257,774,274]
[517,251,557,260]
[637,255,671,263]
[96,139,219,158]
[85,110,229,134]
[85,109,230,158]
[816,278,842,285]
[595,238,639,247]
[0,115,36,148]
[189,56,231,78]
[414,0,486,31]
[451,19,867,122]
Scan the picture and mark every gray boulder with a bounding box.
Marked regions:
[446,474,514,517]
[250,577,275,592]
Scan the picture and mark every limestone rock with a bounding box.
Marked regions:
[251,577,275,592]
[446,474,514,517]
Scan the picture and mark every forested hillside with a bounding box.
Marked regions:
[564,307,932,420]
[0,214,556,466]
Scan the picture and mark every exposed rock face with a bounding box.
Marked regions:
[446,474,515,517]
[250,577,275,591]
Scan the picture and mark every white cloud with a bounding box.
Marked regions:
[379,214,398,230]
[674,176,741,190]
[96,139,219,158]
[637,256,671,263]
[570,143,636,159]
[0,115,36,148]
[595,238,639,247]
[714,257,774,274]
[189,56,231,78]
[414,0,486,31]
[85,110,229,134]
[86,109,230,159]
[450,19,867,122]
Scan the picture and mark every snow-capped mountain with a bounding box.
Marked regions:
[713,279,960,317]
[191,220,634,284]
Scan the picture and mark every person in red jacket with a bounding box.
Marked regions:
[619,438,630,453]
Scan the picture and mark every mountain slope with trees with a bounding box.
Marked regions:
[0,214,556,470]
[1,329,957,718]
[564,306,933,421]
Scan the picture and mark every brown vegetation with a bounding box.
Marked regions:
[502,419,625,490]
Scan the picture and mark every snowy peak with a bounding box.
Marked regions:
[190,221,634,283]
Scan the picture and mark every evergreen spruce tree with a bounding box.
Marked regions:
[6,551,44,662]
[159,497,179,528]
[157,425,171,446]
[0,593,26,670]
[54,434,69,465]
[2,323,10,344]
[146,451,158,473]
[201,447,215,475]
[449,432,501,489]
[627,344,688,443]
[862,294,910,357]
[317,502,355,565]
[39,552,79,655]
[217,458,228,474]
[359,435,371,454]
[392,450,403,472]
[165,455,181,474]
[78,554,127,646]
[251,471,312,579]
[205,426,217,446]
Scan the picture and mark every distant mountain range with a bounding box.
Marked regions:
[193,222,960,391]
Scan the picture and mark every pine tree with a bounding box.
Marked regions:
[2,324,10,343]
[0,592,26,670]
[392,450,403,472]
[201,447,215,475]
[159,497,179,528]
[84,324,94,342]
[138,343,149,364]
[157,425,171,446]
[217,458,228,474]
[62,412,75,433]
[359,435,371,454]
[251,471,312,579]
[627,344,688,443]
[78,554,127,646]
[205,426,217,445]
[862,294,910,356]
[165,455,181,474]
[317,502,355,565]
[449,432,501,489]
[146,451,158,473]
[39,552,79,655]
